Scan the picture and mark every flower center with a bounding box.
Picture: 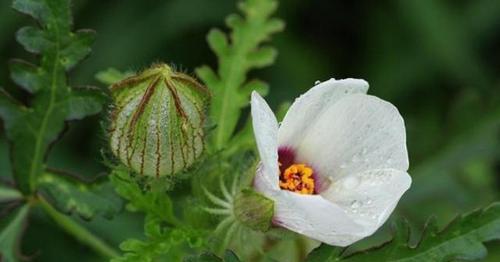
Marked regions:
[279,163,315,194]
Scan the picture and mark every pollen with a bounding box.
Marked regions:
[279,164,315,195]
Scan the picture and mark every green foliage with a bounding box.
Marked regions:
[95,68,134,86]
[0,0,115,260]
[0,205,29,262]
[196,0,284,150]
[0,0,105,193]
[113,215,205,262]
[37,196,120,259]
[0,185,22,202]
[185,250,241,262]
[37,171,122,219]
[110,168,206,261]
[110,168,178,223]
[307,202,500,262]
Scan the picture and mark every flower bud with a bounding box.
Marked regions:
[233,188,274,232]
[109,63,209,177]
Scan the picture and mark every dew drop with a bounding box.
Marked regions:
[366,199,373,205]
[350,200,361,209]
[314,80,321,85]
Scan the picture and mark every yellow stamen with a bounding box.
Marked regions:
[279,164,315,195]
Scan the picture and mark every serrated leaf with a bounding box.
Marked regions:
[0,0,102,193]
[60,29,96,70]
[246,46,278,68]
[0,184,23,202]
[207,29,229,57]
[0,88,24,130]
[9,59,43,94]
[184,250,241,262]
[0,205,29,262]
[66,86,106,120]
[15,26,50,54]
[306,202,500,262]
[112,224,205,262]
[110,169,207,261]
[109,169,178,224]
[240,79,269,101]
[196,0,284,150]
[37,172,122,220]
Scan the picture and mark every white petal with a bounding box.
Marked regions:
[321,168,411,236]
[251,92,280,191]
[278,78,368,148]
[272,191,367,246]
[297,94,408,180]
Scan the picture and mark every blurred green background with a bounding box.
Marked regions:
[0,0,499,261]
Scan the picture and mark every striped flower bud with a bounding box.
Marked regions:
[109,63,209,177]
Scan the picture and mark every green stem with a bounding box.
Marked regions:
[38,196,120,259]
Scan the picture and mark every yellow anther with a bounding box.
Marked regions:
[279,164,315,195]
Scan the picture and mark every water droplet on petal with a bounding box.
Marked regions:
[314,80,321,85]
[350,200,361,209]
[366,199,373,205]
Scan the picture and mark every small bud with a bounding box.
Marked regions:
[233,188,274,232]
[109,63,209,177]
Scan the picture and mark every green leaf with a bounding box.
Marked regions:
[110,169,207,261]
[306,202,500,262]
[185,253,222,262]
[9,59,42,93]
[38,196,120,259]
[223,250,241,262]
[0,88,24,130]
[112,215,205,262]
[184,250,241,262]
[109,168,179,224]
[0,0,103,193]
[37,172,122,220]
[0,184,23,202]
[0,205,30,262]
[66,86,107,120]
[196,0,284,150]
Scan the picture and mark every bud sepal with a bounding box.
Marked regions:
[233,188,274,232]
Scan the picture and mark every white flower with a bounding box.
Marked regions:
[250,78,411,246]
